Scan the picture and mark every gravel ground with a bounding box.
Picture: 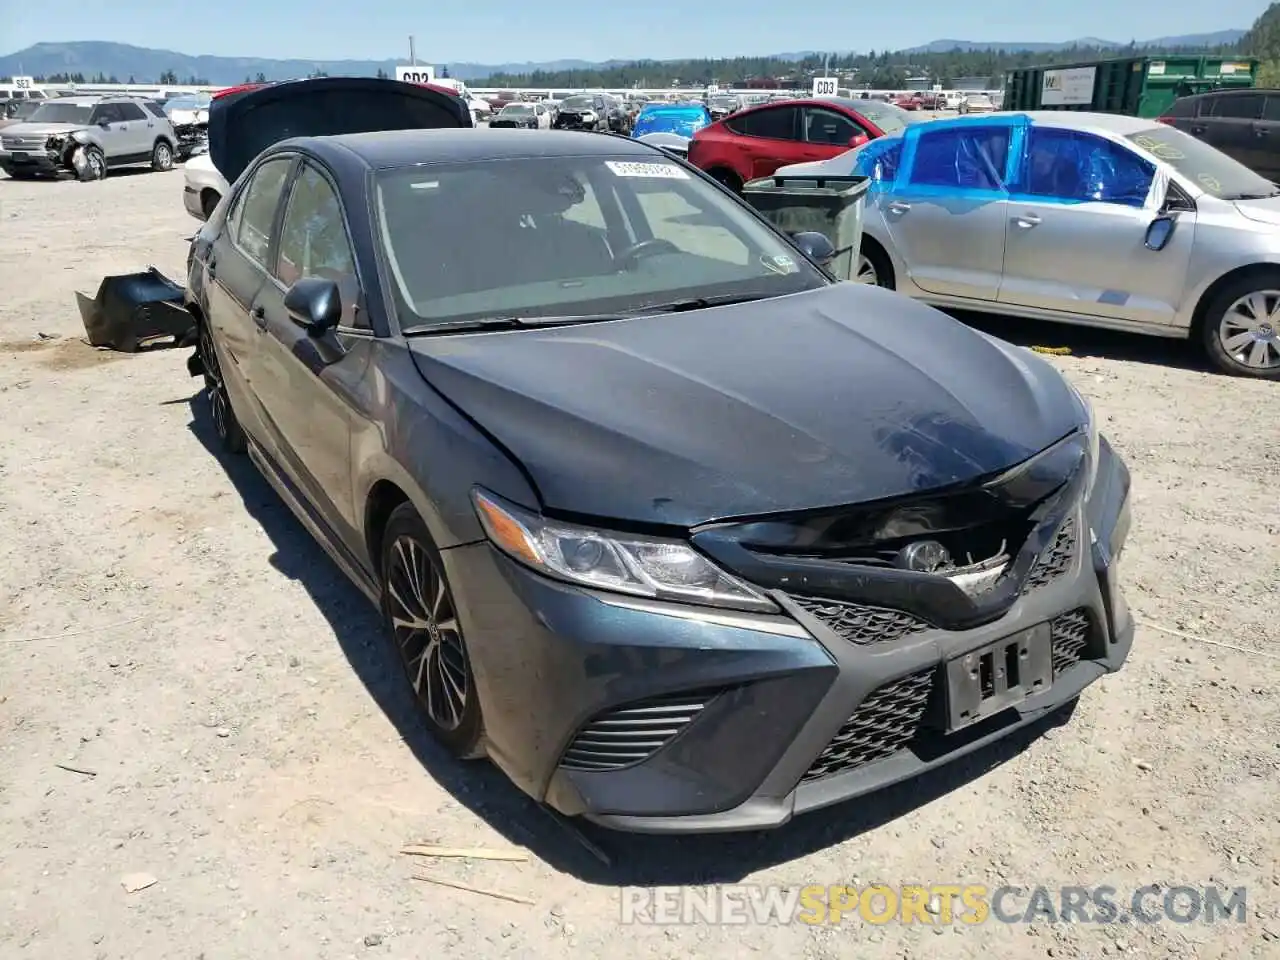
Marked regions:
[0,168,1276,960]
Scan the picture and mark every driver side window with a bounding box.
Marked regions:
[274,162,363,328]
[803,107,864,145]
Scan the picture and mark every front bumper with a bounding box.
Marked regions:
[0,148,59,175]
[443,445,1133,834]
[554,114,598,129]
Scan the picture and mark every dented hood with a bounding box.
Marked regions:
[409,283,1083,527]
[208,76,472,183]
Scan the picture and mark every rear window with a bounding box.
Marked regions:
[1126,126,1277,199]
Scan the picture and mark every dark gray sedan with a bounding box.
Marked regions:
[183,78,1133,834]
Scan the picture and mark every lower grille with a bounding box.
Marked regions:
[1024,518,1076,591]
[559,689,720,771]
[790,596,930,646]
[1050,608,1092,675]
[800,668,935,783]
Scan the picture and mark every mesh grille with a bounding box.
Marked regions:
[1024,518,1076,591]
[791,596,931,646]
[559,690,718,772]
[1050,608,1092,675]
[800,668,935,782]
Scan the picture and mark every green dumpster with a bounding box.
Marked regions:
[742,173,870,282]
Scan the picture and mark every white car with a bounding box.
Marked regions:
[182,151,229,221]
[959,95,996,115]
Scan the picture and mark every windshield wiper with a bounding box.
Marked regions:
[636,294,770,313]
[400,314,625,336]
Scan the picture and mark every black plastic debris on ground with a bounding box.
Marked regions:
[75,267,196,353]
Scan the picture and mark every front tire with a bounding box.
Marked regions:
[381,504,486,759]
[151,140,174,172]
[1200,273,1280,379]
[199,320,246,453]
[77,146,106,182]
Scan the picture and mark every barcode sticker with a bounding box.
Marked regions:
[605,160,689,179]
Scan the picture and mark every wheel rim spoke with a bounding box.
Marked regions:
[387,534,468,731]
[1220,290,1280,370]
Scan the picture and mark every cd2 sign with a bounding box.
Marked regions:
[394,65,436,84]
[812,77,838,97]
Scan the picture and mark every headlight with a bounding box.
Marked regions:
[582,111,596,120]
[1069,384,1101,501]
[472,488,777,613]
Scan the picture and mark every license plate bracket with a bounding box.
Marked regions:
[944,624,1053,732]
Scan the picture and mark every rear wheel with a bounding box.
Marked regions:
[199,320,246,453]
[380,504,486,759]
[151,140,174,172]
[709,168,742,194]
[1200,273,1280,378]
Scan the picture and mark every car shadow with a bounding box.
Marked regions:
[947,308,1210,373]
[181,386,1080,886]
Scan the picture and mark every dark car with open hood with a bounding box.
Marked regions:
[182,78,1133,834]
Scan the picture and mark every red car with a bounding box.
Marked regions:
[894,94,924,111]
[687,96,916,191]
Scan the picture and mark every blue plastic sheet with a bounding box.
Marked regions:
[632,105,712,139]
[1015,128,1155,206]
[909,127,1009,190]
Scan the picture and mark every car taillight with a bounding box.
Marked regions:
[212,82,268,100]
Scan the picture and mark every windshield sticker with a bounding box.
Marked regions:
[1132,135,1184,161]
[762,254,799,275]
[605,160,689,179]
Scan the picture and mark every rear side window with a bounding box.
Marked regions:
[726,105,798,140]
[1265,96,1280,122]
[1165,96,1198,118]
[1209,94,1263,119]
[908,126,1009,191]
[1020,128,1154,207]
[852,138,903,182]
[235,157,293,267]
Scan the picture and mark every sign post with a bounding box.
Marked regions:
[394,64,436,84]
[812,77,838,97]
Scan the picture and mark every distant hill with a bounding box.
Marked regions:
[0,33,1249,86]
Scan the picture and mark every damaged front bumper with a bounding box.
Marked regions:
[0,130,98,177]
[173,122,208,159]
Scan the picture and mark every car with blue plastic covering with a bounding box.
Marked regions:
[775,110,1280,378]
[631,102,712,159]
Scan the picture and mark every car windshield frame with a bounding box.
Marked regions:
[25,101,95,124]
[372,154,830,333]
[1124,125,1278,200]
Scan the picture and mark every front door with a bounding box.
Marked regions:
[885,122,1011,301]
[88,102,131,160]
[998,126,1194,327]
[250,160,370,542]
[796,105,868,165]
[114,100,153,158]
[206,155,295,445]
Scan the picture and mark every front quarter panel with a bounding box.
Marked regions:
[351,341,540,554]
[1177,197,1280,327]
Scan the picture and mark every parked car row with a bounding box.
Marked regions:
[168,76,1135,836]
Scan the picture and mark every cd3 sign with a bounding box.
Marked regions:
[395,65,436,84]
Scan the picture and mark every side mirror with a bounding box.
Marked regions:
[284,277,342,335]
[848,133,869,148]
[1144,215,1176,252]
[97,119,112,128]
[790,231,837,266]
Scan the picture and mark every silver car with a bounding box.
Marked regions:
[0,95,178,181]
[775,111,1280,378]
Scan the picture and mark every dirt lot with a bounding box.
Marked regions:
[0,168,1276,960]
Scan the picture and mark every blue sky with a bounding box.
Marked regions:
[0,0,1266,63]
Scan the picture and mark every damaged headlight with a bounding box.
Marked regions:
[472,488,777,613]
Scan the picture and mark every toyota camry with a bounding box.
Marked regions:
[183,78,1133,834]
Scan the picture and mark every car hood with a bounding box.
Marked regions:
[2,121,86,138]
[408,283,1083,527]
[1232,194,1280,226]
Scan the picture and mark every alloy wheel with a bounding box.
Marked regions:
[86,150,104,180]
[154,142,173,170]
[385,535,470,731]
[856,254,879,284]
[1219,290,1280,371]
[200,323,230,440]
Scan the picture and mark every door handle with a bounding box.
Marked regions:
[250,305,266,329]
[1014,213,1042,228]
[1255,126,1270,138]
[888,200,911,213]
[1190,125,1206,136]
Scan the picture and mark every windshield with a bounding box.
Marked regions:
[561,96,595,110]
[375,155,828,329]
[852,99,917,134]
[1125,126,1277,199]
[500,104,534,115]
[165,95,211,112]
[26,101,93,124]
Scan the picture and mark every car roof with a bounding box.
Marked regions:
[303,128,659,170]
[882,110,1161,138]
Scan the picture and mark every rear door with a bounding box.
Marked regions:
[251,160,371,545]
[1198,91,1266,172]
[723,104,803,180]
[1257,95,1280,182]
[207,76,471,185]
[206,154,296,445]
[114,100,153,158]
